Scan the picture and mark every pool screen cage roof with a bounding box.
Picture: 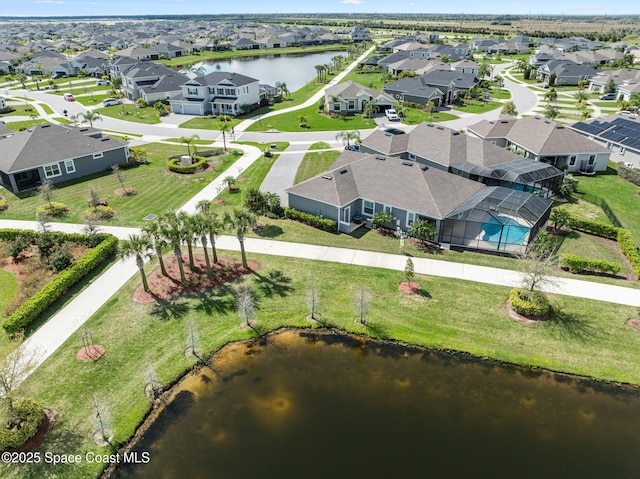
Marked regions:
[445,186,551,226]
[453,158,562,185]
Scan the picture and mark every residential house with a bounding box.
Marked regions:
[113,47,152,61]
[0,61,11,74]
[384,70,478,106]
[0,123,129,193]
[467,116,610,173]
[286,150,552,254]
[616,80,640,102]
[231,38,262,50]
[324,81,395,114]
[121,61,189,103]
[589,69,640,96]
[570,115,640,167]
[359,122,563,195]
[170,71,260,116]
[537,60,598,86]
[148,43,187,60]
[350,26,370,41]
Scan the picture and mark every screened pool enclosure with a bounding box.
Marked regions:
[439,187,552,254]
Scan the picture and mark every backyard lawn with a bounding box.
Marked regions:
[294,144,341,184]
[245,104,379,132]
[0,143,243,227]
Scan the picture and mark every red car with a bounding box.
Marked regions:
[63,93,75,101]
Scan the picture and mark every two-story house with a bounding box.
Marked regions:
[170,71,260,116]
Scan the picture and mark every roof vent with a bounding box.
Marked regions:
[436,126,444,130]
[322,175,333,180]
[402,161,413,166]
[427,123,435,127]
[339,168,348,174]
[40,124,51,128]
[556,126,564,129]
[500,120,508,123]
[385,133,392,137]
[421,165,429,171]
[544,120,550,124]
[80,128,88,132]
[452,131,460,135]
[375,156,386,161]
[101,137,110,141]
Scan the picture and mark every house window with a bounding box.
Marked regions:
[187,87,198,95]
[334,103,340,111]
[348,100,355,110]
[225,88,236,96]
[93,152,104,159]
[383,205,392,215]
[217,88,224,95]
[620,147,626,156]
[209,87,216,94]
[43,163,62,178]
[64,159,75,174]
[569,155,577,166]
[363,200,374,216]
[407,212,416,227]
[408,153,416,161]
[588,155,595,165]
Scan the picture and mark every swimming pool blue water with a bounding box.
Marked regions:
[482,216,529,245]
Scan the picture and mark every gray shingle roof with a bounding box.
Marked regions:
[196,71,259,87]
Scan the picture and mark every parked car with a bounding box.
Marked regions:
[384,127,406,135]
[102,98,120,107]
[96,79,110,86]
[600,93,617,101]
[63,93,75,101]
[385,108,399,121]
[345,144,360,152]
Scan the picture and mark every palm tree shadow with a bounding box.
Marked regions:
[149,299,190,321]
[363,321,391,340]
[544,307,601,343]
[192,287,235,315]
[253,270,294,298]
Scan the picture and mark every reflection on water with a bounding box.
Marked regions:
[115,330,640,479]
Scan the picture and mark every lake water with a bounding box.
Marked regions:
[114,330,640,479]
[191,51,345,92]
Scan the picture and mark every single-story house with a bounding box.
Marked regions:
[384,70,478,106]
[359,122,564,195]
[169,71,260,116]
[467,116,610,174]
[570,114,640,168]
[286,152,551,254]
[324,81,395,114]
[588,69,640,95]
[0,123,129,193]
[537,60,598,86]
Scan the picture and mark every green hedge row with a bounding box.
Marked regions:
[0,399,45,451]
[167,156,208,174]
[567,216,619,239]
[0,229,108,247]
[617,162,640,187]
[168,148,223,160]
[509,288,550,318]
[617,229,640,278]
[284,207,337,232]
[2,233,118,334]
[559,253,621,274]
[35,202,69,217]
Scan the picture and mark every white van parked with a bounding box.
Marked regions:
[102,98,120,107]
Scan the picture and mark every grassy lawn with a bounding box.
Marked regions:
[309,141,331,150]
[8,251,638,479]
[75,93,112,107]
[452,100,502,114]
[0,269,18,317]
[164,137,214,146]
[95,104,161,124]
[575,164,640,243]
[557,230,632,276]
[403,108,458,124]
[213,153,279,210]
[0,104,40,116]
[340,68,386,90]
[592,101,618,107]
[556,198,612,224]
[293,146,341,184]
[490,89,511,100]
[4,119,48,130]
[246,104,378,132]
[178,116,242,130]
[38,103,54,114]
[0,143,243,227]
[51,85,111,96]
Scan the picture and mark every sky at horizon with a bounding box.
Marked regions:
[2,1,639,18]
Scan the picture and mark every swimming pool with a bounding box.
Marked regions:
[482,216,529,246]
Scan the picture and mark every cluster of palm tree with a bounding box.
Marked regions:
[275,81,290,98]
[314,64,331,83]
[118,203,257,293]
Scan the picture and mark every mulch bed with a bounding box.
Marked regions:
[505,299,549,324]
[114,187,135,196]
[133,254,258,303]
[399,281,421,295]
[76,344,106,361]
[627,319,640,330]
[6,409,57,453]
[213,199,227,205]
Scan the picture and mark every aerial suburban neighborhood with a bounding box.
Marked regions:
[1,10,640,479]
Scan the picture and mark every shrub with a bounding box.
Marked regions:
[0,199,8,211]
[168,148,222,160]
[167,156,208,174]
[36,233,56,262]
[509,287,550,317]
[3,234,118,334]
[617,229,640,279]
[284,207,337,232]
[0,399,45,451]
[50,247,73,273]
[83,205,115,220]
[35,202,69,217]
[617,162,640,186]
[244,188,268,214]
[566,216,619,239]
[559,254,621,275]
[8,235,29,261]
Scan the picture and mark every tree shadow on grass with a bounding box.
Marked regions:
[253,224,283,238]
[192,286,235,316]
[363,321,391,340]
[543,307,602,343]
[253,269,294,298]
[149,299,190,321]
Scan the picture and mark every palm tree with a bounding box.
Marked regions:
[142,220,169,277]
[191,214,213,278]
[179,134,200,158]
[159,212,187,284]
[361,99,379,124]
[82,110,102,128]
[223,175,236,192]
[297,115,308,128]
[196,199,223,264]
[544,87,558,104]
[119,234,153,293]
[218,115,232,151]
[314,65,323,83]
[279,81,289,98]
[178,212,196,270]
[224,208,257,269]
[336,130,360,148]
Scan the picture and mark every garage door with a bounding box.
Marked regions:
[181,103,203,115]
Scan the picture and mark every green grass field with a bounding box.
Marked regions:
[178,116,242,130]
[4,119,48,130]
[8,251,638,479]
[0,269,18,316]
[95,104,161,124]
[294,145,341,184]
[0,104,40,116]
[0,143,242,227]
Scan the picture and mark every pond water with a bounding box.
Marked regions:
[191,51,345,92]
[114,330,640,479]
